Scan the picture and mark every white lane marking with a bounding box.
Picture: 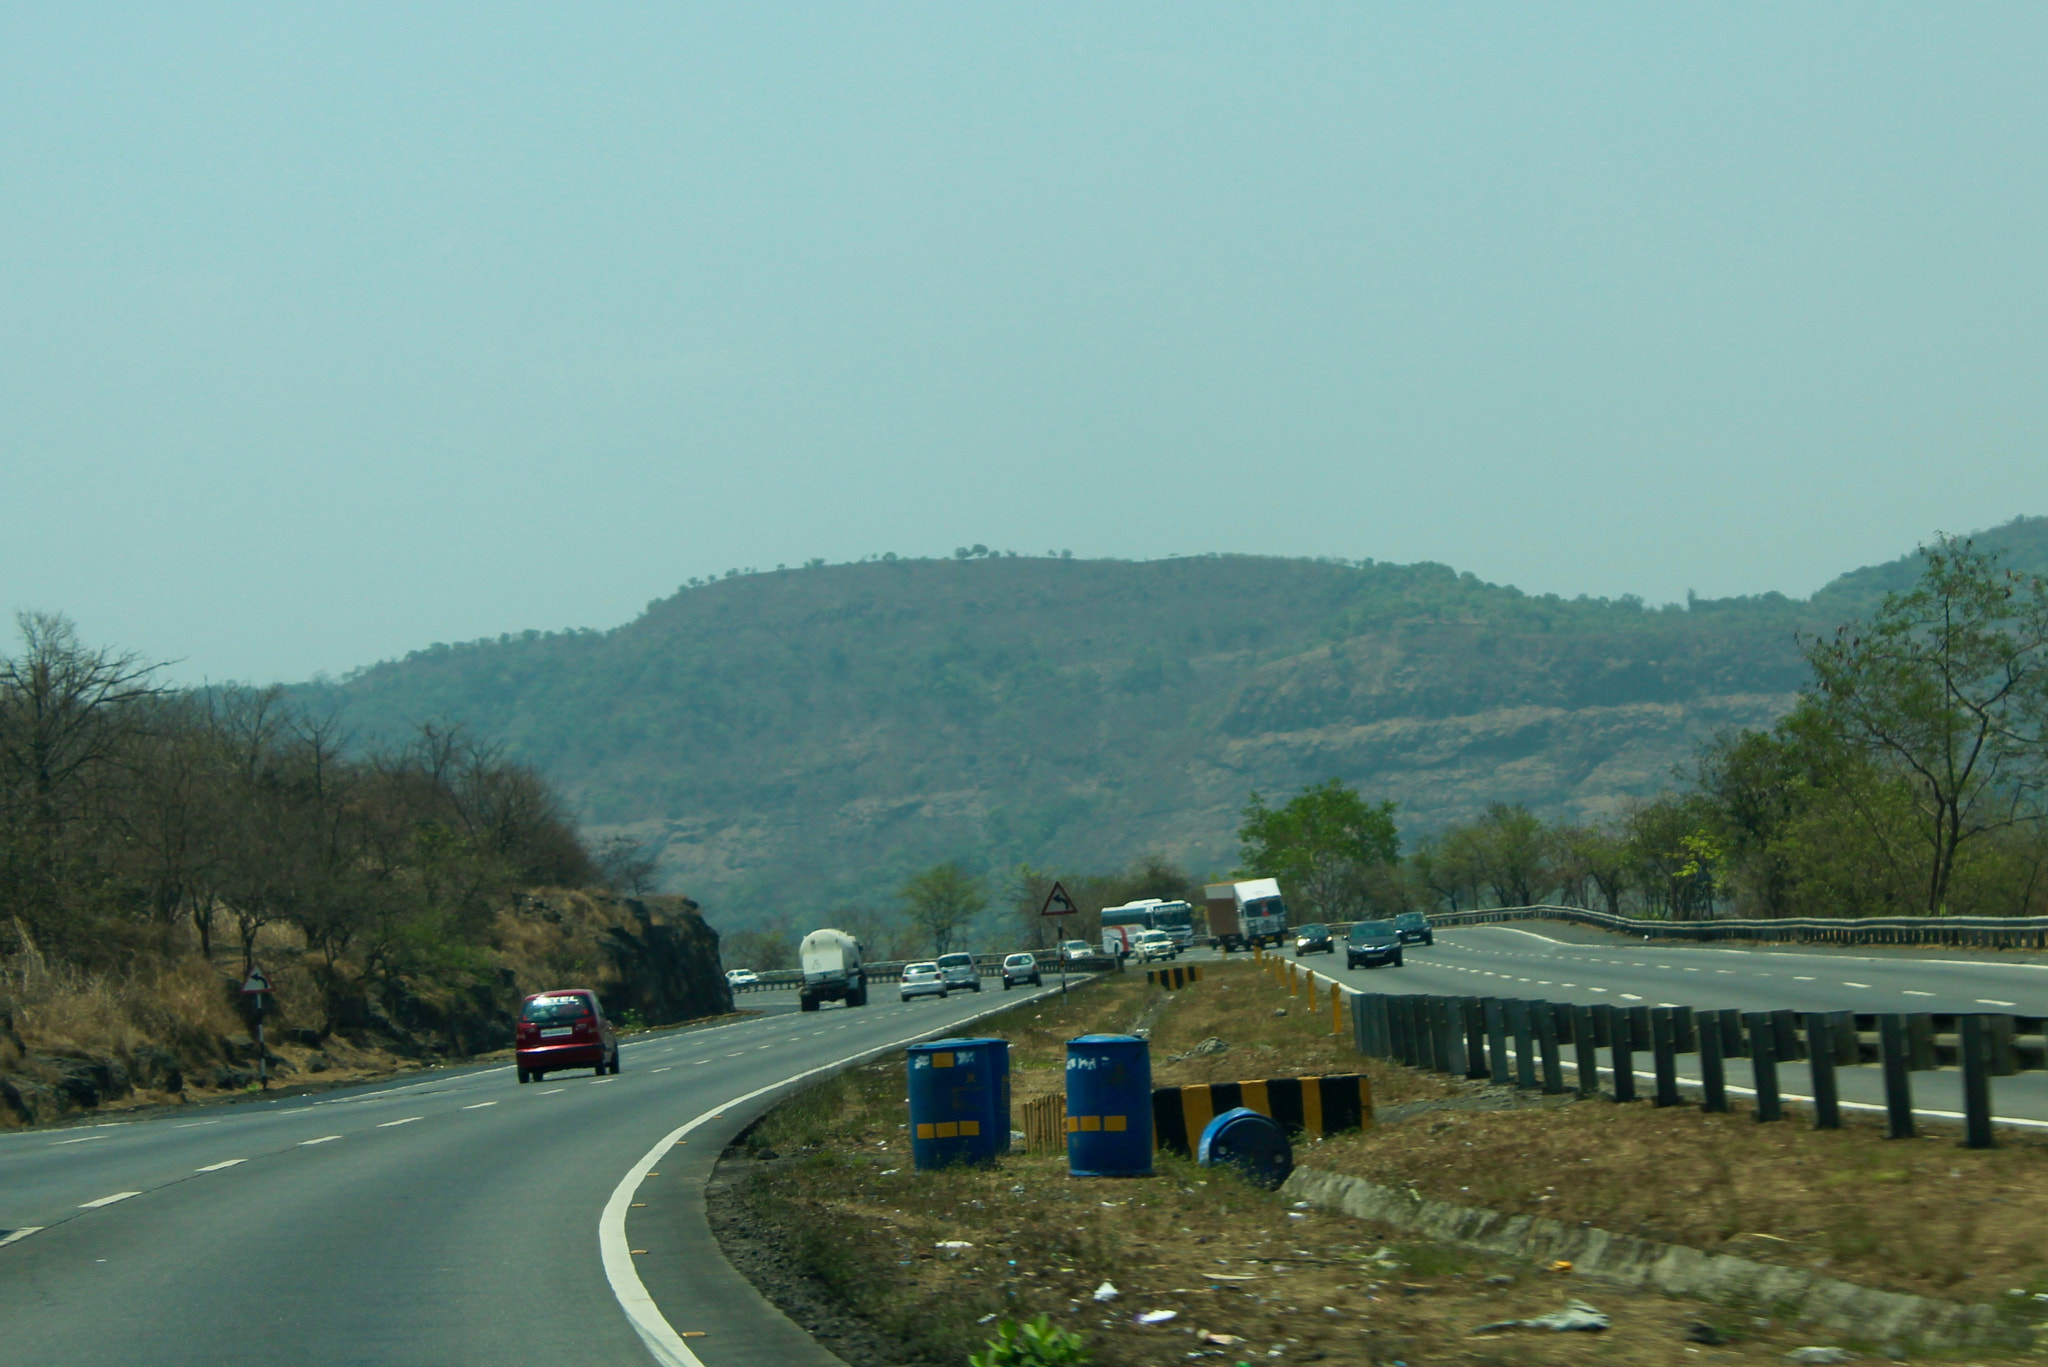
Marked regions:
[724,1052,744,1057]
[0,1227,44,1247]
[1463,923,2048,973]
[299,1136,342,1146]
[1793,975,1815,981]
[1561,983,1577,988]
[651,1067,672,1073]
[1620,994,1643,1000]
[592,1078,616,1086]
[1589,987,1607,993]
[463,1102,497,1109]
[692,1060,710,1066]
[80,1192,140,1208]
[1979,999,2018,1007]
[173,1121,220,1129]
[376,1117,423,1128]
[1843,981,1871,988]
[538,1088,565,1095]
[1904,991,1935,997]
[53,1135,108,1145]
[600,982,1071,1367]
[196,1159,246,1172]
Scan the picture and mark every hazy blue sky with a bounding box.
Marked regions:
[5,5,2045,683]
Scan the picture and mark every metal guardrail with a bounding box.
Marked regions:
[1352,989,2045,1147]
[1424,904,2048,951]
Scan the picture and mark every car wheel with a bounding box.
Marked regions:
[1393,952,1404,967]
[517,1068,529,1084]
[610,1051,622,1075]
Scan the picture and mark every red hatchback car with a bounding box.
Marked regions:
[515,989,620,1083]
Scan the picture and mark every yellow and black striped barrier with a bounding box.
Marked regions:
[1150,1074,1373,1154]
[1145,964,1203,989]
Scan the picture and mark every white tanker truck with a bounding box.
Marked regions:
[798,928,869,1012]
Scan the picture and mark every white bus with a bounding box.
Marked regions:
[1099,898,1195,956]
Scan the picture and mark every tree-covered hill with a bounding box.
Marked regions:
[296,518,2048,928]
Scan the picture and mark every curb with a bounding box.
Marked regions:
[1282,1166,2036,1352]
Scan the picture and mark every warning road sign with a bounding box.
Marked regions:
[239,968,274,997]
[1039,882,1077,917]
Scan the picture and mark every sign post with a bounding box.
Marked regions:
[239,967,275,1090]
[1039,881,1078,998]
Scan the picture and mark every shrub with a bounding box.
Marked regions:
[968,1315,1089,1367]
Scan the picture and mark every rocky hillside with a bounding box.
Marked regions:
[0,892,728,1128]
[297,518,2048,928]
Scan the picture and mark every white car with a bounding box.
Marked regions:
[724,968,760,988]
[1133,929,1177,963]
[900,962,948,1001]
[1060,940,1092,962]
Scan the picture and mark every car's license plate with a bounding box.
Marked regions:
[540,1027,572,1037]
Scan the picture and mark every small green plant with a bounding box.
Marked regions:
[967,1314,1089,1367]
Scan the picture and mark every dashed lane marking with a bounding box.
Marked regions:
[299,1136,343,1146]
[79,1192,140,1208]
[463,1102,497,1109]
[1904,991,1935,997]
[0,1227,44,1247]
[53,1135,108,1145]
[538,1088,566,1095]
[1843,982,1871,989]
[1981,999,2019,1007]
[196,1159,245,1172]
[376,1117,423,1128]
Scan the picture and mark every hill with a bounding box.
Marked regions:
[296,518,2048,929]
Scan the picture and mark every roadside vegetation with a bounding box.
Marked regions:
[0,613,716,1126]
[721,960,2048,1364]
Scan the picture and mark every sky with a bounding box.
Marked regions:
[4,4,2046,685]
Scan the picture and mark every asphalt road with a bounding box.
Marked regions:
[1276,925,2048,1128]
[0,978,1062,1367]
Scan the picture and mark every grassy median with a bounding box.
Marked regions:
[717,959,2048,1365]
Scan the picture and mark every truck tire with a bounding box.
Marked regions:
[848,984,867,1007]
[800,994,820,1012]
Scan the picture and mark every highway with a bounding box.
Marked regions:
[1292,924,2048,1126]
[0,980,1062,1367]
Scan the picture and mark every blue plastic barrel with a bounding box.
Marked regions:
[906,1038,1010,1169]
[1064,1034,1152,1176]
[1197,1106,1293,1189]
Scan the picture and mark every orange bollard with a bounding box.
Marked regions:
[1331,984,1344,1037]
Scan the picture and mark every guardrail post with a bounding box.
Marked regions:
[1509,1000,1537,1089]
[1878,1013,1914,1139]
[1698,1008,1729,1112]
[1484,998,1510,1085]
[1438,997,1469,1075]
[1805,1014,1841,1129]
[1608,1005,1636,1102]
[1744,1012,1782,1122]
[1418,996,1442,1071]
[1536,1002,1565,1094]
[1572,1003,1600,1095]
[1651,1007,1681,1107]
[1960,1015,1996,1149]
[1387,995,1412,1065]
[1462,998,1490,1079]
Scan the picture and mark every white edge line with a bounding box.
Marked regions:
[0,1227,44,1247]
[1466,922,2048,972]
[600,982,1073,1367]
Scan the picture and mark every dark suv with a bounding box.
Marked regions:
[1393,912,1434,946]
[1345,921,1403,970]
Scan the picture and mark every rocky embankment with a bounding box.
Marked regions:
[0,890,731,1128]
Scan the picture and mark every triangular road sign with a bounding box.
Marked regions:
[1039,881,1078,917]
[240,968,274,996]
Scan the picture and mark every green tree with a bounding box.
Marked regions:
[1469,803,1551,907]
[1237,779,1399,921]
[1804,535,2048,915]
[900,861,986,955]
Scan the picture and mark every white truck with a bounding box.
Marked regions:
[797,928,869,1012]
[1204,879,1289,952]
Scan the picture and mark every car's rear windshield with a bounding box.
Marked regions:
[1005,954,1034,964]
[937,954,973,967]
[522,996,591,1023]
[906,962,937,973]
[1395,913,1426,926]
[1349,922,1395,939]
[1298,924,1328,936]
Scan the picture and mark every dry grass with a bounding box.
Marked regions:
[730,961,2044,1366]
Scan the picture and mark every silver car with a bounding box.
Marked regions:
[900,961,947,1002]
[936,951,982,993]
